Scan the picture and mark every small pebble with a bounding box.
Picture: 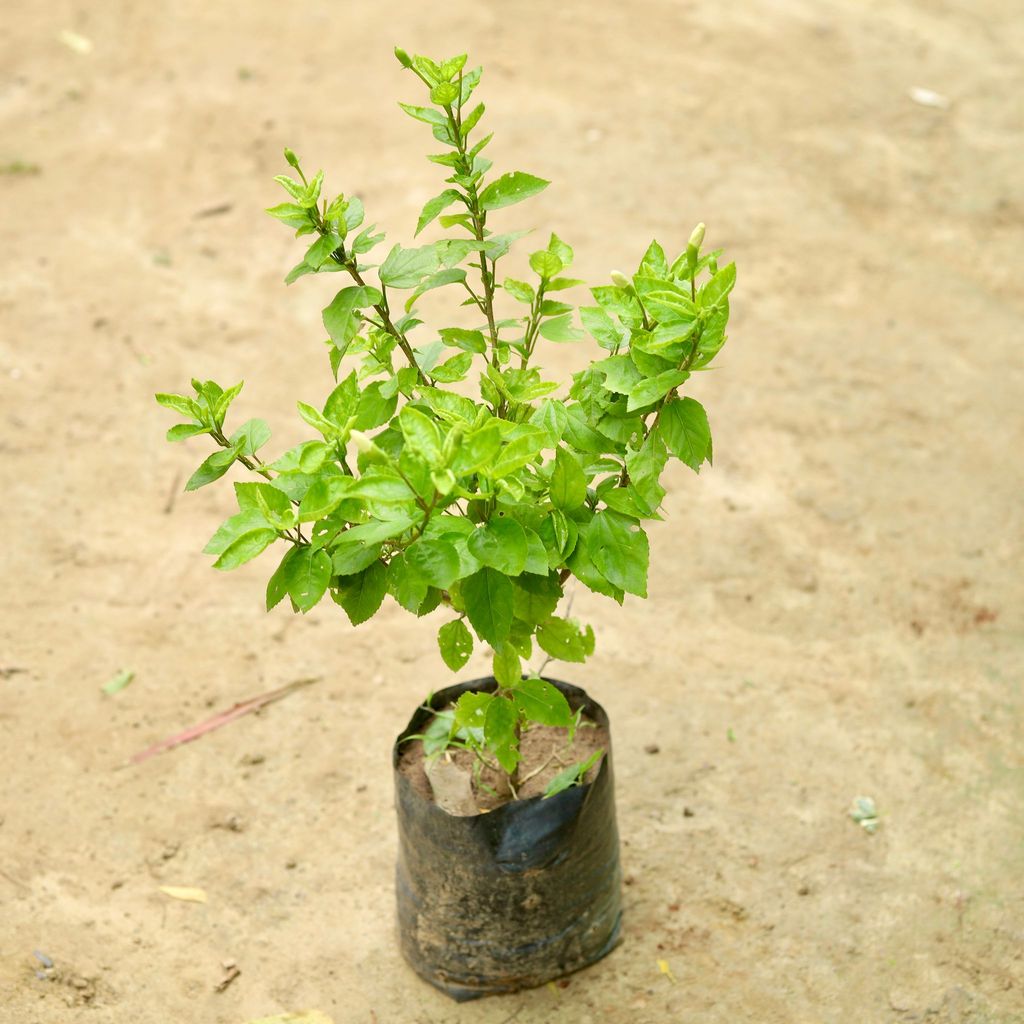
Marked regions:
[644,743,660,755]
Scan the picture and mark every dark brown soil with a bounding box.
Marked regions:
[398,711,609,811]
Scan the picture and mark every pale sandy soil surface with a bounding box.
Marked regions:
[2,2,1023,1022]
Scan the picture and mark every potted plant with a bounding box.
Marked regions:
[156,47,735,1000]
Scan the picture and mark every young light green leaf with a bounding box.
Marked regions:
[547,233,574,267]
[266,546,299,610]
[439,327,487,354]
[185,441,243,491]
[538,313,584,343]
[503,278,535,304]
[453,690,492,732]
[438,619,473,671]
[543,749,603,798]
[529,250,563,279]
[415,189,462,236]
[461,567,514,645]
[626,368,689,412]
[399,405,443,462]
[166,423,210,442]
[379,244,439,289]
[699,262,736,308]
[478,171,549,212]
[323,286,381,349]
[229,418,271,456]
[213,527,278,571]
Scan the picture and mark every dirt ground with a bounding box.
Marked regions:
[2,1,1023,1021]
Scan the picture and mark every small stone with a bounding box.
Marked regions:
[683,807,695,817]
[161,842,180,860]
[797,883,811,896]
[644,743,660,755]
[240,753,265,766]
[285,859,297,870]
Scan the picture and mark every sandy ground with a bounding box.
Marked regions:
[2,1,1023,1021]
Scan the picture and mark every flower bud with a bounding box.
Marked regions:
[283,148,300,170]
[610,270,631,290]
[688,222,706,251]
[394,47,413,68]
[349,430,379,455]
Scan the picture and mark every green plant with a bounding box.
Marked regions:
[156,47,735,790]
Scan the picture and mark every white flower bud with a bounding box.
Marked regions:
[610,270,631,289]
[688,222,706,251]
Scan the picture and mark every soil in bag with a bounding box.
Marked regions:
[393,677,622,1000]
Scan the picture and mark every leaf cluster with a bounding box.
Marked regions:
[157,48,735,783]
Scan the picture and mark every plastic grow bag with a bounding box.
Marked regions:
[393,676,622,1001]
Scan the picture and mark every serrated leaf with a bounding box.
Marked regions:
[287,547,332,612]
[323,286,380,349]
[492,642,522,689]
[588,511,649,597]
[659,397,712,471]
[405,538,461,589]
[529,250,563,279]
[484,694,519,773]
[538,313,583,343]
[267,546,299,610]
[213,527,277,570]
[334,560,388,625]
[229,418,271,456]
[699,262,736,308]
[466,516,528,575]
[185,441,243,491]
[439,327,487,354]
[543,750,603,798]
[438,619,473,671]
[536,616,595,664]
[512,676,573,725]
[549,446,587,510]
[626,368,689,412]
[461,567,513,645]
[503,278,535,304]
[379,244,439,289]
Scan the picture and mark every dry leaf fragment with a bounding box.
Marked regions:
[245,1013,334,1024]
[658,958,677,983]
[159,885,208,903]
[58,30,93,54]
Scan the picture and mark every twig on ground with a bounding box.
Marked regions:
[130,677,320,765]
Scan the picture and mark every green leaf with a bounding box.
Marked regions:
[213,527,278,570]
[453,690,492,733]
[429,81,460,105]
[467,516,528,575]
[298,476,357,522]
[324,371,360,426]
[156,392,203,419]
[430,351,473,383]
[538,313,584,343]
[287,546,332,612]
[265,201,311,229]
[323,286,381,349]
[484,694,519,773]
[512,573,562,623]
[588,511,649,597]
[626,368,689,412]
[185,441,243,491]
[699,262,736,308]
[639,239,669,278]
[549,446,587,510]
[334,560,388,625]
[438,619,474,671]
[229,418,271,456]
[591,285,643,328]
[536,616,595,664]
[165,423,209,442]
[399,405,442,462]
[543,749,603,798]
[492,642,522,689]
[439,327,487,354]
[659,396,711,471]
[355,381,398,430]
[379,244,439,289]
[405,538,461,589]
[478,171,550,212]
[547,232,574,267]
[203,509,271,555]
[529,250,563,279]
[415,189,462,236]
[595,354,642,395]
[267,547,299,610]
[580,306,627,352]
[461,567,514,645]
[331,538,383,576]
[512,676,573,725]
[530,398,568,447]
[503,278,535,304]
[398,102,448,126]
[451,421,502,474]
